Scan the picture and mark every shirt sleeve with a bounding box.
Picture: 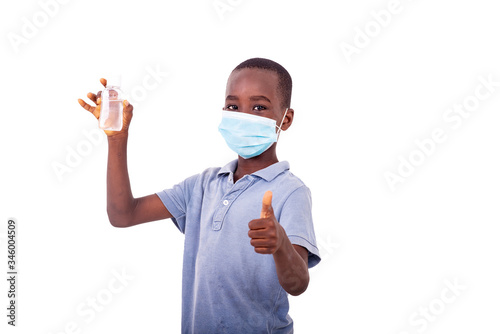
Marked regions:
[156,173,200,233]
[279,185,321,268]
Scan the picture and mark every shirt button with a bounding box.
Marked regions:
[223,200,229,206]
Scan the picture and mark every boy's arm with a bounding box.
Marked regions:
[273,236,310,296]
[106,134,172,228]
[248,191,309,296]
[78,79,172,228]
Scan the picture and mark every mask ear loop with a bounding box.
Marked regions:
[276,108,289,141]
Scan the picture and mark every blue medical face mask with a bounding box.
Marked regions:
[218,108,288,159]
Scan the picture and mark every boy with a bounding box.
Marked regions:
[78,58,320,333]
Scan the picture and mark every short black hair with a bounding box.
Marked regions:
[233,58,292,109]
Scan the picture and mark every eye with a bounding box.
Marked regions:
[225,104,238,110]
[253,105,267,111]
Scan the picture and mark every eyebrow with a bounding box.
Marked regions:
[225,95,272,103]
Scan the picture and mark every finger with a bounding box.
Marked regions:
[87,92,98,104]
[123,100,134,113]
[97,97,101,105]
[261,191,273,219]
[100,78,107,87]
[248,218,268,231]
[78,98,94,112]
[250,238,271,248]
[248,229,268,239]
[254,247,273,254]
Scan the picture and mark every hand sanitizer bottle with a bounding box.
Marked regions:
[99,75,124,131]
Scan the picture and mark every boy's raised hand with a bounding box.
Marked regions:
[248,191,286,254]
[77,78,134,137]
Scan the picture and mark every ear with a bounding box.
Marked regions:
[281,108,294,131]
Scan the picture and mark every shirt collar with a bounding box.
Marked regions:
[218,159,290,182]
[218,159,238,176]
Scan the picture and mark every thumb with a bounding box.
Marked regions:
[123,100,134,113]
[261,191,273,218]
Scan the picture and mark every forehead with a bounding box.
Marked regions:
[226,68,279,99]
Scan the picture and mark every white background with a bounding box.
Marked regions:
[1,0,499,333]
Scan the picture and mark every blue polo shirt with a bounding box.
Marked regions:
[156,160,320,333]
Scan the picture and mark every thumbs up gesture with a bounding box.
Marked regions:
[248,191,285,254]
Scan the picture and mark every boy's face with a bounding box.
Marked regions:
[224,68,288,126]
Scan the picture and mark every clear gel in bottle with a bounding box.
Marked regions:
[99,76,124,131]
